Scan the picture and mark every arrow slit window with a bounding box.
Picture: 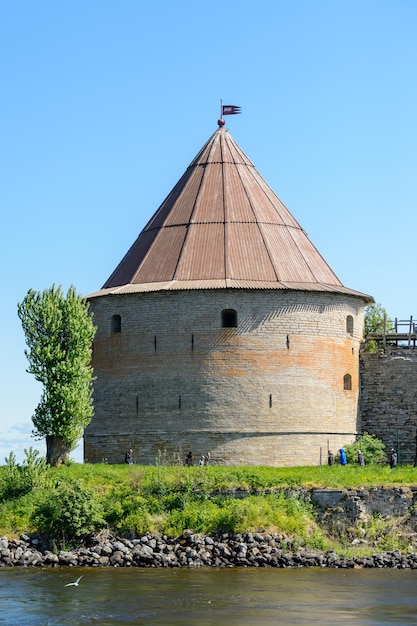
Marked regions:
[111,314,121,333]
[222,309,237,328]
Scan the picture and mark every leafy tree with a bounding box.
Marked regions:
[17,285,96,466]
[364,303,392,336]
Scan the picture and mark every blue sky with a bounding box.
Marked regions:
[1,0,416,464]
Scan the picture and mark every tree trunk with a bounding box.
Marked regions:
[46,435,70,466]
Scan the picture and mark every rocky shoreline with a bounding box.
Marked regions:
[2,531,417,569]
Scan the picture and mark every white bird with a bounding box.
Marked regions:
[65,575,83,587]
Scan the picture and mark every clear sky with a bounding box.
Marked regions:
[1,0,416,464]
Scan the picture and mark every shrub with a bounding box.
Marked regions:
[119,511,154,536]
[33,479,105,544]
[0,448,49,500]
[163,498,223,536]
[344,432,386,465]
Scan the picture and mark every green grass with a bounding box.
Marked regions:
[1,462,416,554]
[43,462,417,492]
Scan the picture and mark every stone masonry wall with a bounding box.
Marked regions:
[360,349,417,464]
[85,288,365,466]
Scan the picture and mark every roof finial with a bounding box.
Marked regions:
[218,117,226,127]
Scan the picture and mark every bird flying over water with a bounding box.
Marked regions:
[65,575,83,587]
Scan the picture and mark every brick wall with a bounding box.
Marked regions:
[85,289,365,466]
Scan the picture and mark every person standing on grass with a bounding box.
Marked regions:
[390,448,398,468]
[185,451,194,466]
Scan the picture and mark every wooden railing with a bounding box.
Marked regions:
[367,315,417,348]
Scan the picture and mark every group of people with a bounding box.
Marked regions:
[126,446,399,468]
[185,451,211,467]
[327,448,356,466]
[124,448,212,467]
[327,448,365,466]
[327,447,398,468]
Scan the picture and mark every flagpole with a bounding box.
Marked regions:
[220,99,222,118]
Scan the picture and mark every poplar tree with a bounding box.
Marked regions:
[17,285,96,466]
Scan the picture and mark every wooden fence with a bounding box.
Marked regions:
[367,315,416,348]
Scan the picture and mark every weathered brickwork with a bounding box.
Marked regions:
[360,349,417,464]
[85,289,365,466]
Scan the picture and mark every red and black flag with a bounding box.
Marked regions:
[222,105,241,115]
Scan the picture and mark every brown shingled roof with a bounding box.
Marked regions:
[93,121,372,303]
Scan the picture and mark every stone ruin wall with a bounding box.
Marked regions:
[360,348,417,464]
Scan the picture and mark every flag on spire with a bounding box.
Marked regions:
[222,105,241,115]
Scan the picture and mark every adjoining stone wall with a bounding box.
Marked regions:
[312,486,417,521]
[360,349,417,464]
[85,288,365,466]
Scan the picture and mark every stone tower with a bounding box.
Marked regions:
[85,119,373,466]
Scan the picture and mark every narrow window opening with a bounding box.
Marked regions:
[346,315,354,336]
[178,395,182,410]
[111,314,121,333]
[286,334,290,349]
[154,335,157,351]
[222,309,237,328]
[191,334,194,349]
[343,374,352,390]
[269,394,272,408]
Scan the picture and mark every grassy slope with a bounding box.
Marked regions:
[1,463,416,554]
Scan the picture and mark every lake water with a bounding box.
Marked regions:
[1,567,417,625]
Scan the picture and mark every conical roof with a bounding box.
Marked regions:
[90,120,372,302]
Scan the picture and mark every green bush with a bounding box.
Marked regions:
[119,511,154,536]
[218,494,316,537]
[32,479,105,544]
[0,448,49,500]
[0,493,39,537]
[343,432,387,466]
